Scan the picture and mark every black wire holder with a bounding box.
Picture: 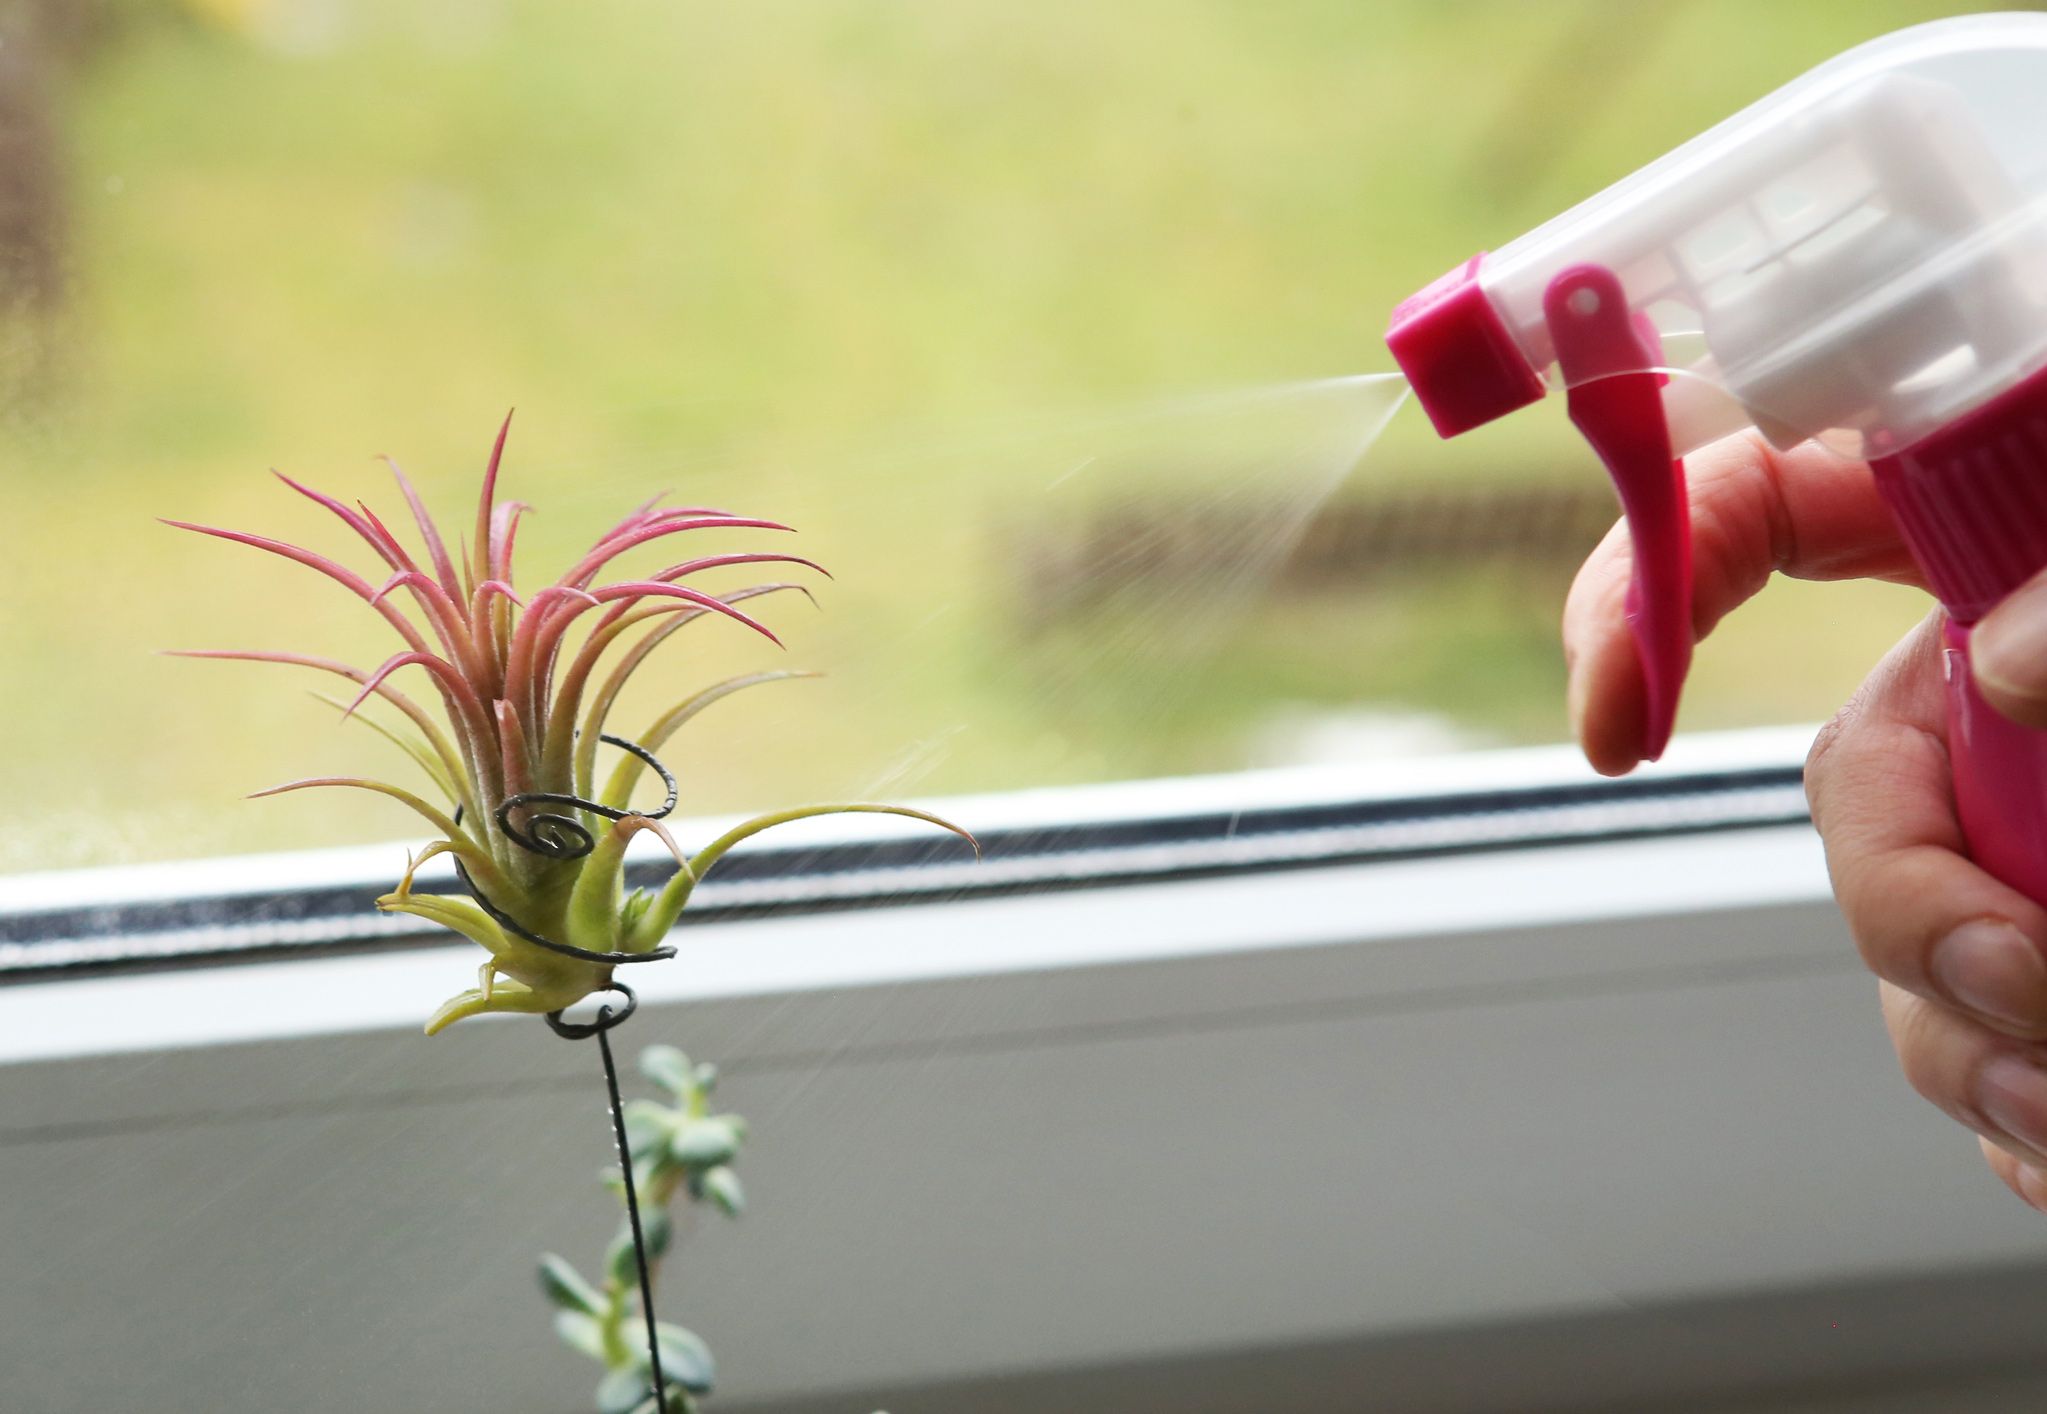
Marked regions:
[569,984,671,1413]
[494,734,679,859]
[450,733,682,966]
[453,732,684,1412]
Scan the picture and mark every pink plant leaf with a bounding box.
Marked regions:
[163,648,472,803]
[571,582,815,794]
[354,500,427,578]
[472,578,525,611]
[163,519,436,658]
[379,455,464,600]
[343,650,493,746]
[488,501,529,583]
[559,516,794,591]
[584,580,785,644]
[593,490,671,546]
[527,579,786,738]
[473,409,512,590]
[626,550,832,609]
[369,569,435,608]
[494,697,534,801]
[273,471,407,572]
[373,570,487,673]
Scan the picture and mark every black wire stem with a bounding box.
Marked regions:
[461,732,682,1410]
[553,986,671,1412]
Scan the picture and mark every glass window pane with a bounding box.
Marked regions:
[3,1,1949,873]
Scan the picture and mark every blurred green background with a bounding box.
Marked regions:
[0,0,1970,871]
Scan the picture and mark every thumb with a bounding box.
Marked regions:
[1972,569,2047,729]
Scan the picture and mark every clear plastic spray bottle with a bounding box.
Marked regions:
[1387,13,2047,898]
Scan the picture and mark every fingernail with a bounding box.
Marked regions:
[2017,1164,2047,1215]
[1979,1055,2047,1154]
[1932,920,2047,1027]
[1975,585,2047,700]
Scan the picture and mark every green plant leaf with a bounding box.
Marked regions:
[630,802,977,950]
[601,670,820,810]
[537,1253,604,1316]
[605,1227,638,1287]
[692,1062,718,1098]
[565,816,638,954]
[622,1099,677,1160]
[699,1165,744,1218]
[639,1045,692,1097]
[643,1208,674,1260]
[553,1311,607,1363]
[670,1117,740,1169]
[309,690,462,805]
[597,1366,653,1414]
[626,1392,693,1414]
[629,1323,716,1395]
[605,1206,675,1287]
[601,1161,663,1203]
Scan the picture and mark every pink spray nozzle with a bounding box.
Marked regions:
[1385,253,1546,438]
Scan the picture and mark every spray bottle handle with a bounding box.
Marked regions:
[1544,264,1694,761]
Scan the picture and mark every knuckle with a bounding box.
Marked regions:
[1805,706,1853,784]
[1889,996,1962,1110]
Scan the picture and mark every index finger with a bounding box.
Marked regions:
[1562,433,1925,775]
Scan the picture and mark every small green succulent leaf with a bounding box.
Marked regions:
[597,1366,653,1414]
[605,1227,638,1287]
[661,1324,717,1394]
[553,1310,607,1363]
[538,1253,604,1316]
[622,1099,678,1160]
[692,1062,718,1099]
[628,1323,716,1395]
[600,1163,666,1205]
[604,1207,674,1283]
[643,1208,674,1260]
[700,1165,745,1218]
[670,1117,740,1169]
[638,1045,692,1097]
[626,1392,692,1414]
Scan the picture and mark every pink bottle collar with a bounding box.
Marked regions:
[1870,361,2047,625]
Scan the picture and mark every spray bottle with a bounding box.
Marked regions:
[1387,12,2047,899]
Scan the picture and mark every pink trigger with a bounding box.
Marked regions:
[1543,264,1692,761]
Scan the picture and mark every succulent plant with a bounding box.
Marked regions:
[170,415,973,1032]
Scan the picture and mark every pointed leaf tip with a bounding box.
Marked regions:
[537,1254,604,1316]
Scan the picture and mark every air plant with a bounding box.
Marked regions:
[169,414,974,1033]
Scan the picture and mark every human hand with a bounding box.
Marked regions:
[1562,432,2047,1210]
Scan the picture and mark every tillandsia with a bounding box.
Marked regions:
[538,1044,742,1414]
[169,414,975,1033]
